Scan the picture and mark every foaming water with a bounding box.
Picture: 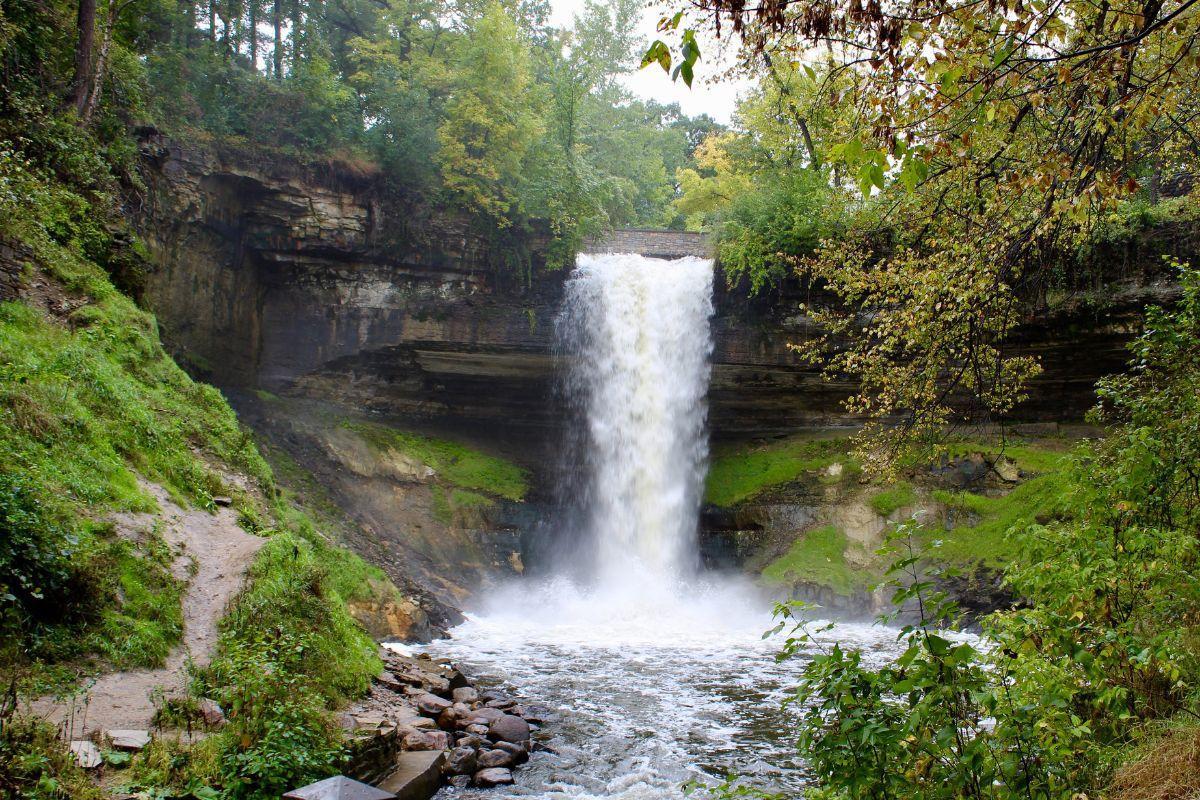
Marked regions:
[418,252,910,798]
[422,583,909,799]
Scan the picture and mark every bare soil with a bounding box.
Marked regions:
[29,482,264,738]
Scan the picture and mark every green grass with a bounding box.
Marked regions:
[929,470,1078,566]
[706,434,856,507]
[869,482,916,516]
[344,420,528,500]
[761,525,863,596]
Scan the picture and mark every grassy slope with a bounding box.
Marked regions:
[0,140,395,799]
[761,524,863,595]
[345,419,529,501]
[705,433,858,507]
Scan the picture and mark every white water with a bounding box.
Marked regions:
[557,253,714,587]
[422,253,907,798]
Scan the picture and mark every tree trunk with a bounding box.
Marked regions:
[209,0,216,42]
[272,0,282,79]
[247,0,257,70]
[68,0,97,116]
[290,0,302,69]
[82,0,121,123]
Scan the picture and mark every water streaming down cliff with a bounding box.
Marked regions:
[423,252,908,798]
[555,252,714,591]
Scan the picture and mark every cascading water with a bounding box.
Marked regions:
[418,252,908,799]
[556,253,713,590]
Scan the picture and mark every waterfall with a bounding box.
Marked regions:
[556,253,715,590]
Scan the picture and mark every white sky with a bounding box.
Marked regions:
[547,0,753,124]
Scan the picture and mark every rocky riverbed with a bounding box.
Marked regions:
[343,648,549,790]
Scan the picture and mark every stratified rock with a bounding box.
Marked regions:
[444,746,478,776]
[69,741,102,769]
[107,730,151,751]
[451,687,479,705]
[473,767,514,787]
[488,715,530,744]
[477,749,514,769]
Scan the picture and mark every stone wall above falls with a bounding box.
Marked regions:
[582,228,711,259]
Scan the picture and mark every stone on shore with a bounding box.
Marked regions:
[444,746,478,776]
[477,749,514,769]
[451,687,478,704]
[494,741,529,764]
[488,714,530,743]
[401,730,448,751]
[415,694,452,717]
[473,767,514,787]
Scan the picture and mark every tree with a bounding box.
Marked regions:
[68,0,97,115]
[435,2,541,224]
[648,0,1200,466]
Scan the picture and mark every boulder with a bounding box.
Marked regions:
[494,741,528,765]
[456,734,488,749]
[401,730,449,752]
[408,717,438,731]
[449,775,471,789]
[473,767,514,787]
[464,707,505,726]
[444,746,478,776]
[198,698,225,727]
[488,714,530,744]
[516,704,550,725]
[415,694,452,717]
[477,749,514,769]
[484,698,517,710]
[451,687,479,705]
[464,724,490,736]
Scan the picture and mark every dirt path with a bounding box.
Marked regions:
[30,482,264,738]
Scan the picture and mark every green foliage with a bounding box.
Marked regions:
[705,434,855,507]
[345,421,528,501]
[761,525,862,596]
[199,534,380,799]
[751,267,1200,800]
[0,715,106,800]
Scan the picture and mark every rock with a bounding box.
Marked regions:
[449,775,471,789]
[402,730,449,752]
[451,687,479,705]
[69,741,102,769]
[488,714,530,744]
[409,717,438,730]
[198,697,225,727]
[212,495,233,507]
[415,694,452,717]
[477,749,514,769]
[993,456,1021,482]
[106,730,151,751]
[444,746,478,776]
[515,704,550,725]
[464,724,490,736]
[473,767,514,787]
[484,698,517,710]
[456,734,488,749]
[376,671,406,692]
[464,707,505,726]
[493,741,528,765]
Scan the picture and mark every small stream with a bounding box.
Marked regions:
[421,579,908,800]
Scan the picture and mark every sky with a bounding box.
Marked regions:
[547,0,752,124]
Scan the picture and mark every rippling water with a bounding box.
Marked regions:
[420,577,910,800]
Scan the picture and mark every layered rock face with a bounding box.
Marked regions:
[134,136,1171,609]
